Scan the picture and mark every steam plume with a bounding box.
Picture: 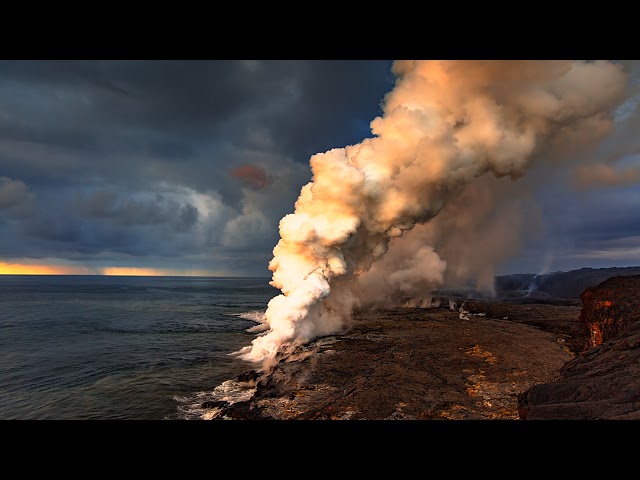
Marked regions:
[235,60,628,369]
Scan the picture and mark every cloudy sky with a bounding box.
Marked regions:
[0,60,639,277]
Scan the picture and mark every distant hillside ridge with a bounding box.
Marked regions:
[495,266,640,299]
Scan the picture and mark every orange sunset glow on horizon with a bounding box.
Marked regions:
[0,262,93,275]
[100,267,215,277]
[0,262,220,277]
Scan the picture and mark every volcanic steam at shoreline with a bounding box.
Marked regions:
[234,60,629,370]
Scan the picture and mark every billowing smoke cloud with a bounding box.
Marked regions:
[235,60,629,370]
[230,164,274,190]
[351,173,545,304]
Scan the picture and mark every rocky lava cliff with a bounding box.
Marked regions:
[518,274,640,419]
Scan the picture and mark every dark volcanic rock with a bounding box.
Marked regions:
[518,275,640,420]
[216,300,587,420]
[237,369,262,383]
[579,275,640,347]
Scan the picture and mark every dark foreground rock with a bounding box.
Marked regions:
[216,299,588,420]
[518,275,640,420]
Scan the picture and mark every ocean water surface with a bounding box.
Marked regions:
[0,275,275,420]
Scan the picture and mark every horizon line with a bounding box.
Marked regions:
[0,272,271,278]
[2,264,639,279]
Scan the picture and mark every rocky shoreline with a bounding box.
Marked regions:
[205,275,640,420]
[210,297,587,420]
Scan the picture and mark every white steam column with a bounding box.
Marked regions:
[235,60,629,371]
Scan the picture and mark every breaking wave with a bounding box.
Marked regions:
[173,379,257,420]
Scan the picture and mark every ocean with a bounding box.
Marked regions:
[0,275,277,420]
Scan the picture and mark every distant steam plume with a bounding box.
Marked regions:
[235,60,629,370]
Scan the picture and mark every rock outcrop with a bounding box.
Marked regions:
[518,275,640,419]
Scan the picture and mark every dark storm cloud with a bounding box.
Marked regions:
[4,59,637,277]
[558,187,640,247]
[0,177,35,218]
[229,164,273,190]
[21,214,80,243]
[73,189,118,218]
[0,60,392,142]
[0,60,276,127]
[256,61,396,161]
[505,175,640,274]
[176,203,199,232]
[73,189,199,230]
[0,60,392,198]
[18,203,201,258]
[0,60,393,273]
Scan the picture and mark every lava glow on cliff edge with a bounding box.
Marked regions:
[234,60,630,371]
